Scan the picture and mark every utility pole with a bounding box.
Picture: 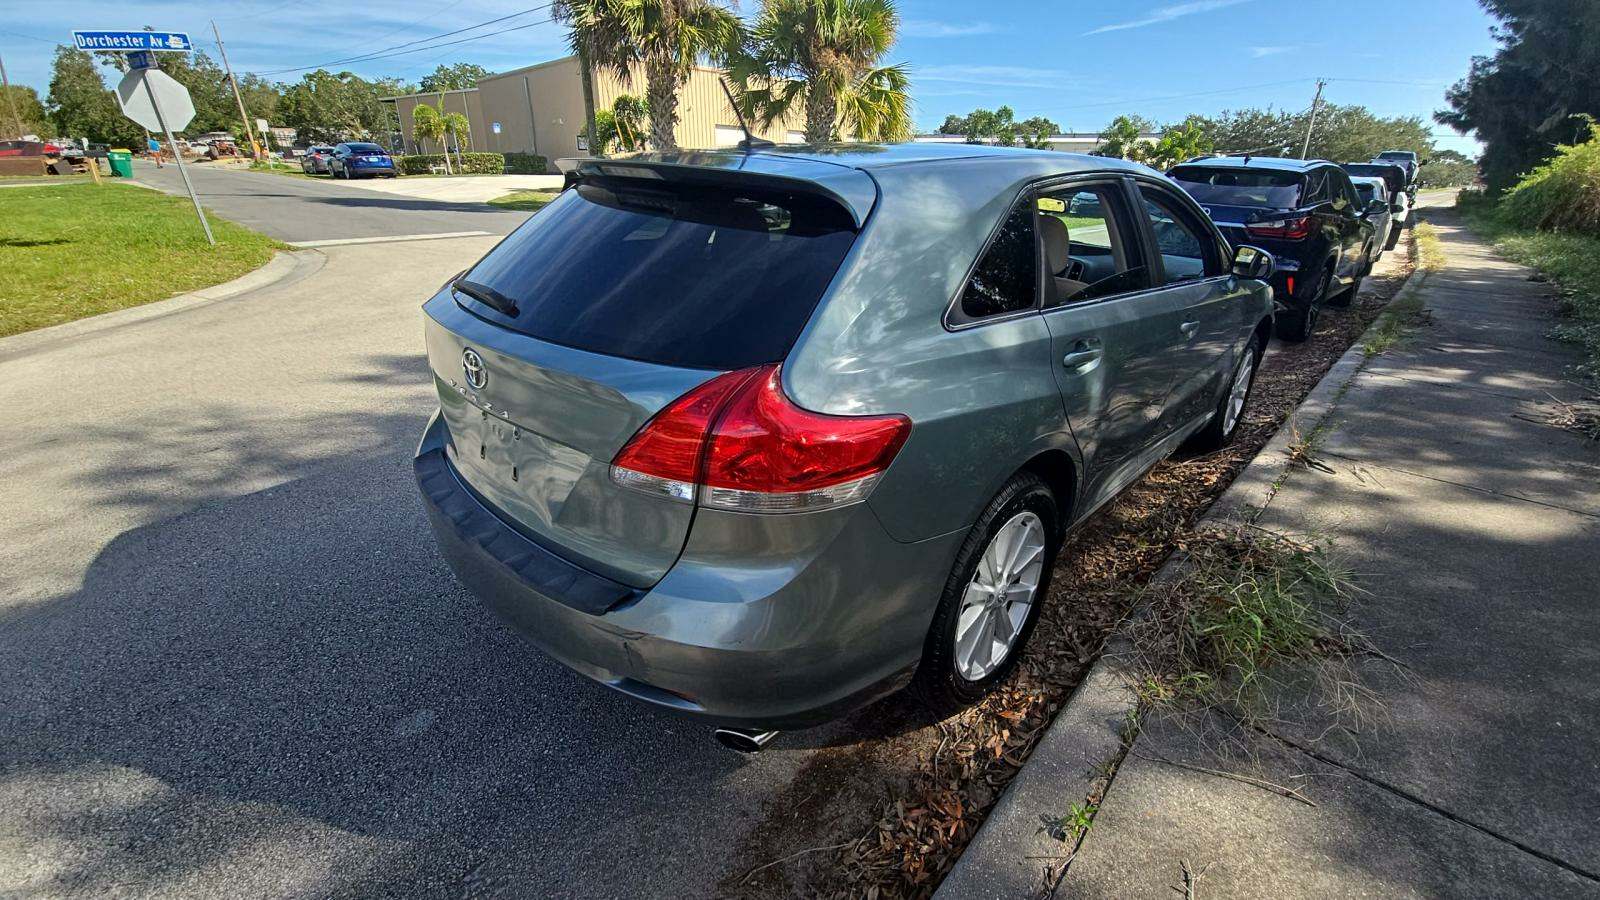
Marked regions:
[1300,78,1326,160]
[0,52,24,140]
[211,20,263,160]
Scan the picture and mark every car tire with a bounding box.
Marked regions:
[911,471,1062,718]
[1275,267,1329,342]
[1186,330,1265,453]
[1385,223,1402,251]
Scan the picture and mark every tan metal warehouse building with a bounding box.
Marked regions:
[385,55,808,170]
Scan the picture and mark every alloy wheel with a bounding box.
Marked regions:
[1222,347,1256,437]
[954,511,1046,681]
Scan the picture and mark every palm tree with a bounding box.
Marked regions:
[730,0,911,143]
[555,0,742,152]
[443,111,471,170]
[411,103,452,173]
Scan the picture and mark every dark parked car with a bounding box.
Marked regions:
[413,143,1278,749]
[328,142,397,179]
[1168,156,1380,341]
[1342,162,1411,249]
[300,145,336,175]
[1373,150,1420,197]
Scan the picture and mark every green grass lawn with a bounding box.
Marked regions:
[488,189,560,212]
[0,183,283,338]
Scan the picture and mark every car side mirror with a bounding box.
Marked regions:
[1232,245,1276,282]
[1366,199,1388,217]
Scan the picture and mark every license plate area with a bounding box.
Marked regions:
[442,388,589,530]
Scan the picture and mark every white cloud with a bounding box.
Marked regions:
[1084,0,1254,35]
[1250,45,1295,58]
[901,19,1002,38]
[915,64,1079,89]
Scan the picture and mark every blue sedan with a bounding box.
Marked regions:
[328,142,397,179]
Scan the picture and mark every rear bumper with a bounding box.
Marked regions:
[415,411,959,729]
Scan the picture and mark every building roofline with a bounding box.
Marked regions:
[379,87,481,102]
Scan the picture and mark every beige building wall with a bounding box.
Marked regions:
[391,89,487,155]
[388,56,818,172]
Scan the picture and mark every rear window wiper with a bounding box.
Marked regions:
[453,278,519,317]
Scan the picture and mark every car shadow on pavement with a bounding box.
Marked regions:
[0,356,809,897]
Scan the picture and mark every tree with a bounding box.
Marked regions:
[1183,104,1431,162]
[731,0,912,143]
[442,110,470,169]
[1146,118,1213,169]
[937,106,1054,147]
[1437,0,1600,192]
[594,94,650,153]
[1015,116,1059,150]
[410,103,452,172]
[1093,115,1155,160]
[278,70,403,144]
[420,63,494,93]
[46,46,141,147]
[1,85,51,139]
[556,0,743,152]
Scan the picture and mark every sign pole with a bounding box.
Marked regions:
[144,75,214,246]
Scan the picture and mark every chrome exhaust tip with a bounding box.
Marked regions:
[713,727,780,754]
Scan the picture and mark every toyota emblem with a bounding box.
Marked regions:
[462,348,487,390]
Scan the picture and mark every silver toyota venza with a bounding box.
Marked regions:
[415,143,1275,748]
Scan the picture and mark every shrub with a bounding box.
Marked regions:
[503,152,549,174]
[1499,126,1600,235]
[397,152,506,175]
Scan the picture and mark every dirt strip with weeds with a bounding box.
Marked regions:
[716,231,1424,900]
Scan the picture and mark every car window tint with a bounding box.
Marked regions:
[1138,188,1219,285]
[1036,185,1147,306]
[1167,166,1303,208]
[960,197,1038,320]
[459,179,857,369]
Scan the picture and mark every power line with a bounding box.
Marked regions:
[0,27,56,44]
[258,2,555,76]
[1048,78,1315,114]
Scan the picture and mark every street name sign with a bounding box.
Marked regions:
[73,30,193,52]
[115,69,195,132]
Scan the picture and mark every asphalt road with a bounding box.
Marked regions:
[0,220,856,895]
[132,160,534,244]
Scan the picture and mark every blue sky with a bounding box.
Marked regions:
[2,0,1496,154]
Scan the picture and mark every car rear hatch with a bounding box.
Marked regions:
[422,158,872,589]
[1168,165,1306,248]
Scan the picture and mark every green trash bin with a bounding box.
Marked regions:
[107,149,133,178]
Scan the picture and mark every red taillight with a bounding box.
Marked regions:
[1245,215,1314,241]
[610,364,911,513]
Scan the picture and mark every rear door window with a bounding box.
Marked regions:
[457,179,857,370]
[1168,166,1303,209]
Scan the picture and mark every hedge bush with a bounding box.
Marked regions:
[397,152,506,176]
[1499,126,1600,236]
[503,152,550,174]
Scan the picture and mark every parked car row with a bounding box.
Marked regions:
[1165,153,1412,341]
[411,143,1289,749]
[300,142,397,179]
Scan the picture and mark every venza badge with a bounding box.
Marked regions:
[462,348,487,390]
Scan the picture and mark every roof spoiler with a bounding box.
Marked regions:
[555,156,877,229]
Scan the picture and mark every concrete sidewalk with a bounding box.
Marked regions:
[943,211,1600,898]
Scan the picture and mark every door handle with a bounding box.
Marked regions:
[1061,341,1103,369]
[1179,320,1201,338]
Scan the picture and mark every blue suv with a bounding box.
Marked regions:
[1168,157,1381,341]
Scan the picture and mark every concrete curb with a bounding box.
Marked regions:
[936,258,1432,899]
[0,249,324,362]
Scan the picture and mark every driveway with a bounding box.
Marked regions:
[0,231,863,897]
[131,161,533,245]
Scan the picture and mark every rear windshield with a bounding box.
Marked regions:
[1354,182,1378,203]
[1377,152,1413,161]
[345,143,385,153]
[457,178,857,370]
[1168,166,1303,209]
